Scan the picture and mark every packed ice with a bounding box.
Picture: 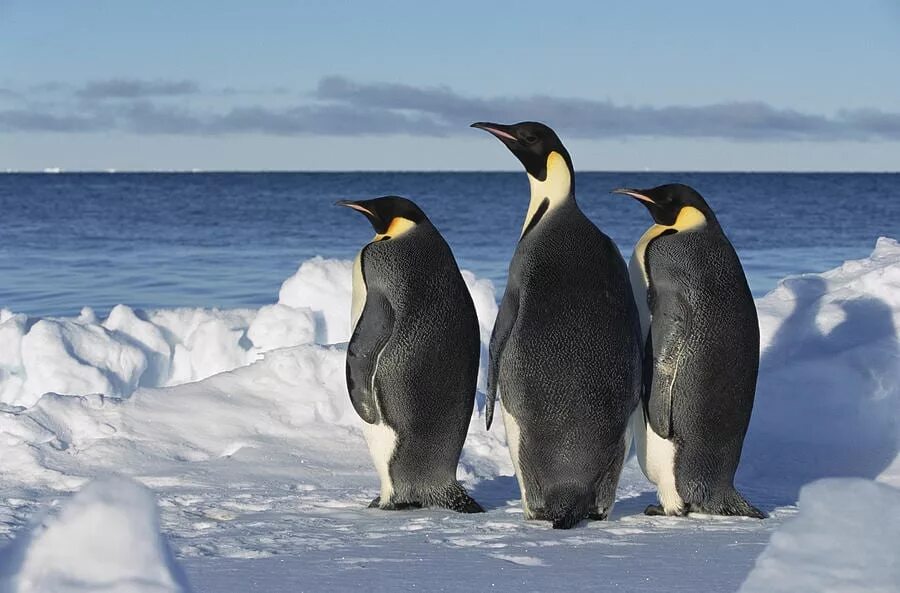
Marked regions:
[0,238,897,592]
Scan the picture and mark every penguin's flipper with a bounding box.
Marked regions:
[346,290,395,425]
[486,278,520,429]
[646,296,692,439]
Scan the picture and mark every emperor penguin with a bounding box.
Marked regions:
[471,121,641,529]
[337,196,483,513]
[613,183,764,518]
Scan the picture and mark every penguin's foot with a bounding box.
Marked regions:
[741,505,767,520]
[368,495,424,511]
[551,514,584,530]
[379,501,423,511]
[644,504,667,516]
[699,491,767,519]
[644,504,688,517]
[433,482,485,513]
[588,509,609,521]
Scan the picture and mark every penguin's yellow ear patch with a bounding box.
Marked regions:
[375,217,417,240]
[671,206,707,231]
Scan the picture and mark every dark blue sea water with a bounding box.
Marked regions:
[1,172,897,317]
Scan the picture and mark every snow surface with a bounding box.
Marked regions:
[0,477,191,593]
[0,238,897,592]
[0,256,496,408]
[739,478,900,593]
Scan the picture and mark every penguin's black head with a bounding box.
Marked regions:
[336,195,427,238]
[470,121,572,181]
[612,183,714,226]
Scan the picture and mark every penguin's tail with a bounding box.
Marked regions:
[703,488,766,519]
[430,482,485,514]
[544,485,593,530]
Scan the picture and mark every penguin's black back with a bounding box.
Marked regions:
[360,222,481,485]
[645,227,759,499]
[501,201,642,495]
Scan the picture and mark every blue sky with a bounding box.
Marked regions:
[2,0,899,170]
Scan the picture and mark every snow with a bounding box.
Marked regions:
[739,478,900,593]
[0,238,897,592]
[0,256,498,409]
[745,236,900,496]
[0,477,191,593]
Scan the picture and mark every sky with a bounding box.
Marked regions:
[1,1,899,171]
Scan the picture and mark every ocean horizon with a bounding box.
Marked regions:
[2,171,898,317]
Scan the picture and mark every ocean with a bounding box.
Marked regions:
[1,172,897,317]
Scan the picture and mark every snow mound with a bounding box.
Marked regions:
[0,257,499,408]
[277,256,353,344]
[739,478,900,593]
[0,238,897,589]
[0,477,191,593]
[743,237,900,499]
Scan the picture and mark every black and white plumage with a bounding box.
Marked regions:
[339,196,483,513]
[473,122,642,529]
[615,183,764,519]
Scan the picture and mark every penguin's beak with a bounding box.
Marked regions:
[336,199,385,231]
[611,188,655,204]
[335,199,373,215]
[470,122,519,144]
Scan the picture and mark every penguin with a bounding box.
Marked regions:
[471,121,642,529]
[612,183,764,518]
[337,195,484,513]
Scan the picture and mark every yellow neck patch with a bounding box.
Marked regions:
[634,205,708,268]
[374,216,416,241]
[523,151,571,235]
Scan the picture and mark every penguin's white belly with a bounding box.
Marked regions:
[629,249,651,338]
[501,403,531,517]
[633,411,683,513]
[362,421,397,502]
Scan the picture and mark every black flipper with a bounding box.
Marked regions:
[646,295,692,439]
[485,275,520,429]
[346,289,395,425]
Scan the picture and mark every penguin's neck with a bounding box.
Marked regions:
[630,206,708,337]
[640,206,707,244]
[634,206,708,268]
[523,151,573,236]
[374,217,416,241]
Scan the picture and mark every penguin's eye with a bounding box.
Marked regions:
[523,134,538,144]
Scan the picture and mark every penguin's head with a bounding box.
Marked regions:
[336,195,427,240]
[470,121,573,183]
[612,183,714,227]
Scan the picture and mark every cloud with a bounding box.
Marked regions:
[313,77,888,142]
[1,76,899,142]
[76,78,199,99]
[0,109,105,132]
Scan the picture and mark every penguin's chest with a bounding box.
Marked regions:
[629,226,661,339]
[362,421,398,502]
[500,405,531,516]
[351,249,397,500]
